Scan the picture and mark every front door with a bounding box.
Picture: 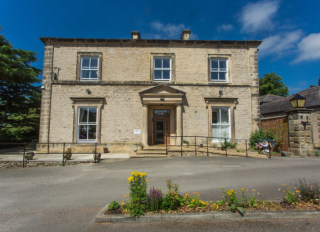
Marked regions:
[152,110,170,145]
[154,120,165,144]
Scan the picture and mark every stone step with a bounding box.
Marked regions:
[136,150,167,155]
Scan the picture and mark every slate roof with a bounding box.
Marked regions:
[260,86,320,116]
[260,94,286,105]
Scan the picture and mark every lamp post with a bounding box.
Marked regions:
[290,94,306,108]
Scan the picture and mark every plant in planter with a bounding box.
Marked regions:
[103,147,109,153]
[64,148,72,160]
[93,150,102,163]
[183,140,189,147]
[25,152,35,160]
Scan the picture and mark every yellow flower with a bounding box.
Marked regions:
[185,193,189,198]
[128,177,134,182]
[282,184,286,187]
[122,201,125,205]
[296,190,300,193]
[221,187,225,190]
[241,188,245,192]
[192,199,195,202]
[221,196,225,198]
[145,180,148,182]
[123,195,127,197]
[230,189,234,193]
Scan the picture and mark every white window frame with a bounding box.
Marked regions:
[211,107,231,142]
[210,58,228,82]
[153,57,172,81]
[80,57,99,81]
[77,107,98,143]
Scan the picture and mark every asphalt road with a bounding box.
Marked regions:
[1,156,320,232]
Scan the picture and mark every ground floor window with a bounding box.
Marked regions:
[78,107,97,142]
[211,107,231,141]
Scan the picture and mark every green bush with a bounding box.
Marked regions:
[220,139,237,151]
[250,129,281,151]
[127,171,148,217]
[314,150,320,157]
[161,180,185,211]
[108,201,120,210]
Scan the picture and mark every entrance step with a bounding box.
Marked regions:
[135,146,167,157]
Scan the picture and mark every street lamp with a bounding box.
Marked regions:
[290,94,306,108]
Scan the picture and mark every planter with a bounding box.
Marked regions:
[93,153,102,163]
[25,152,35,160]
[64,153,72,160]
[103,147,109,153]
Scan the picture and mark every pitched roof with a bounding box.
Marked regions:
[260,94,286,105]
[260,86,320,115]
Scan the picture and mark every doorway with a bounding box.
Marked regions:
[152,110,170,145]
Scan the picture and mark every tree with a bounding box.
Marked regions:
[0,28,41,142]
[259,73,289,97]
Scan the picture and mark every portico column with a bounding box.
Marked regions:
[176,104,182,145]
[142,105,148,147]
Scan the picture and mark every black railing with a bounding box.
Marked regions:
[164,135,272,159]
[0,142,109,168]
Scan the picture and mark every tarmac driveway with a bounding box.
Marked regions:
[1,156,320,231]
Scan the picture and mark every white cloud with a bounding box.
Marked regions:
[259,30,303,57]
[294,33,320,63]
[239,0,279,33]
[217,24,234,32]
[150,21,186,39]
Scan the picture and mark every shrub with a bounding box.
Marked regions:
[162,180,185,211]
[186,192,206,209]
[108,201,120,210]
[127,171,148,217]
[279,184,300,205]
[314,150,320,157]
[146,187,163,212]
[221,187,245,215]
[220,139,237,151]
[298,179,320,203]
[250,129,282,151]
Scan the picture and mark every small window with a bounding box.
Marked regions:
[80,57,99,80]
[211,107,231,141]
[78,107,97,142]
[153,57,171,81]
[210,59,228,82]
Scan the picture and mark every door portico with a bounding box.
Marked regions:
[139,85,185,147]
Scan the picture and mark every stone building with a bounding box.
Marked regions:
[38,30,261,155]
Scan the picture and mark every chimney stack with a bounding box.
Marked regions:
[180,30,191,40]
[131,31,141,40]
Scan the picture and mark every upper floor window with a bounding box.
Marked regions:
[210,58,228,82]
[153,57,171,81]
[80,57,99,80]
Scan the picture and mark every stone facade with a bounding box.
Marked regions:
[38,31,261,154]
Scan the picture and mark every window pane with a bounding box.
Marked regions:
[219,60,226,70]
[90,58,98,68]
[221,108,229,124]
[154,58,162,68]
[211,125,220,139]
[220,125,230,138]
[81,70,90,79]
[162,70,170,79]
[212,108,219,124]
[88,108,97,123]
[90,70,98,79]
[163,58,170,68]
[79,125,88,139]
[81,58,90,69]
[211,72,218,80]
[219,72,226,80]
[211,60,218,69]
[88,125,97,139]
[79,108,88,123]
[154,70,162,79]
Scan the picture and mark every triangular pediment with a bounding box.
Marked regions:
[139,84,185,96]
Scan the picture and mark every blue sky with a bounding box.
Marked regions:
[1,0,319,94]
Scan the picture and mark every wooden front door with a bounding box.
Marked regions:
[152,110,170,145]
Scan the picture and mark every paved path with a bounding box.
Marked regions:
[1,156,320,231]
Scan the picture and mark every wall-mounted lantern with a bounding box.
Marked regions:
[290,94,306,108]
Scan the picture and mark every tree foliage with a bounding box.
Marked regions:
[259,73,289,97]
[0,28,41,142]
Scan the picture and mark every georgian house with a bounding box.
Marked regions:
[38,30,261,154]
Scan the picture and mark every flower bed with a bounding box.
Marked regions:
[105,173,320,217]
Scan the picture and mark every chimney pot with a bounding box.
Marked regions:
[180,30,191,40]
[131,31,141,40]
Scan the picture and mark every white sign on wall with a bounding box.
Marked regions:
[134,129,141,135]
